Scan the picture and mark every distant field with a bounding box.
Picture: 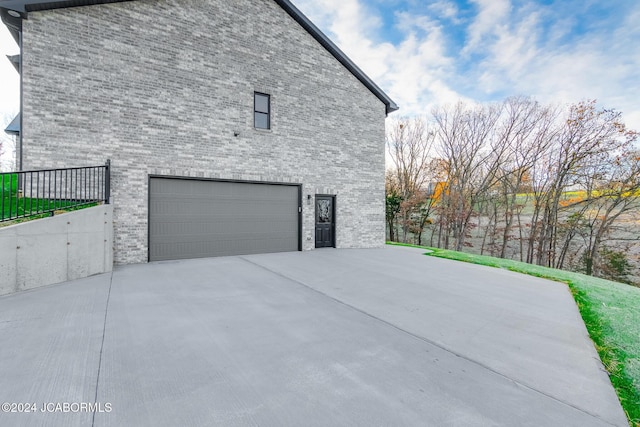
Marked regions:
[493,191,597,217]
[407,191,640,286]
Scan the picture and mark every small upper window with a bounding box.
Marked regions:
[254,92,270,129]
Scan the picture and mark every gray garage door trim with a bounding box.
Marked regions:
[148,176,302,261]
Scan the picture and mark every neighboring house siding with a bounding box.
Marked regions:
[21,0,386,264]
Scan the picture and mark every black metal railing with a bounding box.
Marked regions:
[0,160,110,223]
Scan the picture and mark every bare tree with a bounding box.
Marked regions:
[493,97,559,260]
[386,117,435,242]
[386,97,639,284]
[577,147,640,276]
[432,101,506,251]
[534,101,634,268]
[385,171,402,242]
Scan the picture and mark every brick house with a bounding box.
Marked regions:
[1,0,397,264]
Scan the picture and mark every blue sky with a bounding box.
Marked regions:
[1,0,639,132]
[293,0,640,128]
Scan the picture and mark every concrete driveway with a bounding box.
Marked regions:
[0,246,627,426]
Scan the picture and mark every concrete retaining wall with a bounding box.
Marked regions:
[0,205,113,296]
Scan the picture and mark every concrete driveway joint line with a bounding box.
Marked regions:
[0,247,628,426]
[240,255,618,426]
[243,246,628,426]
[91,271,113,427]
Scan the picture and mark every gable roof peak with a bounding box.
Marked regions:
[0,0,398,114]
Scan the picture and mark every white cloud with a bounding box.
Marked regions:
[295,0,467,117]
[463,0,511,55]
[294,0,640,133]
[386,17,462,114]
[427,0,460,23]
[295,0,392,81]
[465,1,640,130]
[2,0,638,136]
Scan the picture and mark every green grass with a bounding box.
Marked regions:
[388,241,640,426]
[2,173,101,221]
[2,196,81,221]
[1,195,101,227]
[1,173,18,193]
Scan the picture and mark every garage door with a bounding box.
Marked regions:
[149,177,300,261]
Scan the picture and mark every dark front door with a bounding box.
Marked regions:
[315,195,335,248]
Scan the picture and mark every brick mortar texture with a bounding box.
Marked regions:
[21,0,387,264]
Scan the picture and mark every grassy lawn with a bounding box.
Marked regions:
[388,242,640,426]
[2,173,97,222]
[1,196,80,221]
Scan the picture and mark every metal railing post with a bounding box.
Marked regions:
[1,163,112,223]
[105,159,111,205]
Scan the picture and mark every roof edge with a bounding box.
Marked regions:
[1,0,136,42]
[273,0,398,115]
[0,8,21,43]
[0,0,135,13]
[0,0,399,114]
[4,112,20,135]
[7,54,20,72]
